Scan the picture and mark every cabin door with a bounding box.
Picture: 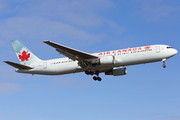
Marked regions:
[43,62,47,69]
[156,46,160,53]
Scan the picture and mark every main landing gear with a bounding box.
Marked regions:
[85,70,102,81]
[162,58,167,68]
[93,76,102,81]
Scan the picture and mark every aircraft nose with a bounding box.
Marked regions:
[173,49,178,55]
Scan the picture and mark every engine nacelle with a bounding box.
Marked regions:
[105,67,127,76]
[91,56,115,65]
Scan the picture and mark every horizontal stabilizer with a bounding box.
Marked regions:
[4,61,33,69]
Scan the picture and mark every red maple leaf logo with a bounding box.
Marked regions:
[144,46,151,50]
[18,51,30,62]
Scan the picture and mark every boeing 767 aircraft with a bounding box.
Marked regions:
[4,40,178,81]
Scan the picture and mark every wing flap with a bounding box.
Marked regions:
[4,61,33,69]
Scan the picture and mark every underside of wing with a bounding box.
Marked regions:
[4,61,34,69]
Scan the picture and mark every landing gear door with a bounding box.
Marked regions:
[156,46,160,53]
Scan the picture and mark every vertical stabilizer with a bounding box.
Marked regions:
[11,40,42,65]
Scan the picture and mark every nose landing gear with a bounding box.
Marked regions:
[162,59,167,68]
[162,64,166,68]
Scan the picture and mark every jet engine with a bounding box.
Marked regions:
[105,67,127,76]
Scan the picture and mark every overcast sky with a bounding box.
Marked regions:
[0,0,180,120]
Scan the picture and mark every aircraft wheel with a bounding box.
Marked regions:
[90,71,94,76]
[97,77,102,81]
[162,64,166,68]
[93,76,97,80]
[85,70,90,75]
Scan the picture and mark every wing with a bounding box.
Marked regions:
[43,41,98,68]
[4,61,33,69]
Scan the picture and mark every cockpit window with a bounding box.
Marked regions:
[167,46,173,49]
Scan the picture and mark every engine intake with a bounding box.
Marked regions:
[105,67,127,76]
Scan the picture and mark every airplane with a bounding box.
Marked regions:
[4,40,178,81]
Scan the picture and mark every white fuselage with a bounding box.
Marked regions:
[16,45,177,75]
